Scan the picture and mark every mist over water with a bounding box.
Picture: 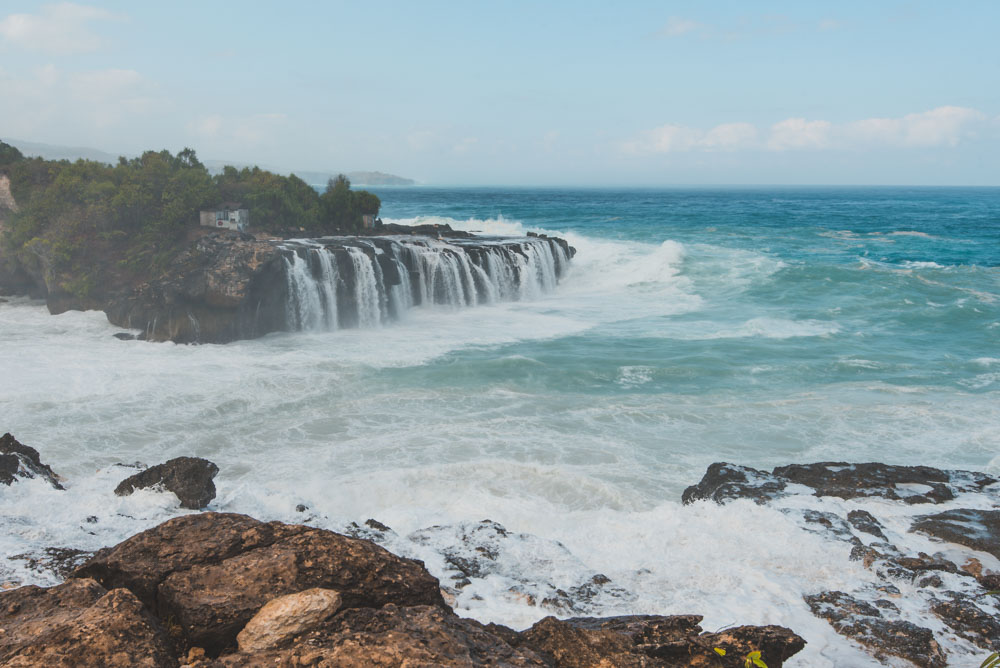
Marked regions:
[2,187,998,666]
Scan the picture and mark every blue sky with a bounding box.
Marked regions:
[1,1,998,185]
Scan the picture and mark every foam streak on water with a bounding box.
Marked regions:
[2,187,999,666]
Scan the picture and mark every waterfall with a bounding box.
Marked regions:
[280,236,570,333]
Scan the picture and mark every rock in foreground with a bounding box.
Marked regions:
[0,512,805,666]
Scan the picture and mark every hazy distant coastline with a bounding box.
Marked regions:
[0,138,415,188]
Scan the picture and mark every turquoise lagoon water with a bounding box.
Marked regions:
[1,187,998,665]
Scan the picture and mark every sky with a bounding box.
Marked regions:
[1,1,998,186]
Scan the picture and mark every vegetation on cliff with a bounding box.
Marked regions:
[0,141,380,302]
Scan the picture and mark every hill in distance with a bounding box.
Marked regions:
[2,138,415,187]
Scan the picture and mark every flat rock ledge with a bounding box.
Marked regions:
[0,512,806,667]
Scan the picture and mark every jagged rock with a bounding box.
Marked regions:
[114,456,219,509]
[72,512,444,655]
[684,461,997,506]
[517,615,805,668]
[236,588,342,653]
[0,578,175,667]
[847,509,888,540]
[0,432,63,489]
[681,462,788,505]
[804,590,947,667]
[930,595,1000,651]
[910,508,1000,560]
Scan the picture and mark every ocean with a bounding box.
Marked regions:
[2,186,998,665]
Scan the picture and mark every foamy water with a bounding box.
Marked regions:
[2,187,999,666]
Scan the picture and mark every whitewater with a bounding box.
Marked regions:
[1,187,998,666]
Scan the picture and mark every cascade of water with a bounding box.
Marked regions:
[279,237,568,332]
[314,249,340,330]
[346,247,382,328]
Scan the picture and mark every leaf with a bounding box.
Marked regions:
[744,650,768,668]
[981,652,1000,668]
[714,647,727,656]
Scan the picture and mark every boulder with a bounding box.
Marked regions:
[73,512,445,655]
[0,578,175,667]
[114,456,219,509]
[236,588,342,653]
[930,595,1000,651]
[910,509,1000,560]
[0,432,63,489]
[681,462,788,505]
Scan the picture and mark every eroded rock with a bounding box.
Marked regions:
[114,456,219,509]
[911,508,1000,560]
[73,512,444,655]
[0,578,175,667]
[0,432,63,489]
[804,590,947,667]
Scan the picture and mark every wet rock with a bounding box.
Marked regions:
[408,519,631,614]
[517,615,805,668]
[685,461,997,506]
[343,517,395,542]
[798,509,860,544]
[10,547,93,579]
[847,509,888,540]
[774,462,995,504]
[0,432,63,489]
[113,332,138,340]
[114,456,219,509]
[931,595,1000,650]
[0,578,175,667]
[236,588,342,653]
[73,512,444,655]
[911,508,1000,560]
[681,462,787,505]
[804,590,947,667]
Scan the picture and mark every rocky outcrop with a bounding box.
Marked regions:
[911,509,1000,560]
[0,512,807,666]
[686,460,1000,666]
[0,578,176,667]
[804,591,947,667]
[682,461,997,505]
[104,229,575,343]
[0,432,63,489]
[114,456,219,509]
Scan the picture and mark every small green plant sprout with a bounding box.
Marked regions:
[714,647,726,657]
[744,650,768,668]
[979,591,999,668]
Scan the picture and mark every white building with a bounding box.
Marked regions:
[200,203,249,232]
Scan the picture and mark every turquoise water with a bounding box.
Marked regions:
[2,186,998,665]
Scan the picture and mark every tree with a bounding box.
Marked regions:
[0,141,24,169]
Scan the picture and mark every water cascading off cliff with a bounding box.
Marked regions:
[281,235,571,331]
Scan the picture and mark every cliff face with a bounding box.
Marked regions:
[0,175,38,298]
[105,231,575,343]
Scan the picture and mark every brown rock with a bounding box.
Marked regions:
[911,509,1000,560]
[217,603,547,667]
[0,432,63,489]
[114,456,219,509]
[518,615,805,668]
[236,588,342,653]
[73,512,444,655]
[0,578,175,667]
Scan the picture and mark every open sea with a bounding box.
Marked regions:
[2,186,998,665]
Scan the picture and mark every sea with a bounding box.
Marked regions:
[2,186,998,666]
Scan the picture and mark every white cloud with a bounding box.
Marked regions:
[624,106,990,156]
[452,137,479,154]
[624,121,757,154]
[189,113,287,146]
[767,118,832,150]
[0,3,121,54]
[659,17,702,38]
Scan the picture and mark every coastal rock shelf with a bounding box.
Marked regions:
[105,231,575,343]
[0,513,805,667]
